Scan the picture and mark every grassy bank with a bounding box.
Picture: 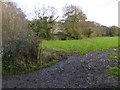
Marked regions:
[43,37,118,55]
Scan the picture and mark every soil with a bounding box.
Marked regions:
[2,48,119,88]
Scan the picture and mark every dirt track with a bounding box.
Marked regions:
[2,48,119,88]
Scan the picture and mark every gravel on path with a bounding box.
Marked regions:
[2,48,119,88]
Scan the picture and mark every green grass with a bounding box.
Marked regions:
[108,48,119,53]
[108,54,119,60]
[3,60,41,75]
[42,37,118,55]
[107,65,120,76]
[41,60,58,68]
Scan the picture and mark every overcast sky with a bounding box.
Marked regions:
[11,0,119,27]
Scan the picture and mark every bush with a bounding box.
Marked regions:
[83,28,93,38]
[2,29,41,75]
[1,2,42,75]
[53,32,67,40]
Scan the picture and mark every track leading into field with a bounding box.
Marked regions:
[2,48,119,88]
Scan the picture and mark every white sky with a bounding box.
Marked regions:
[11,0,119,27]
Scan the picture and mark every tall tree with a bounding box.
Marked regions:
[108,26,119,36]
[61,4,87,39]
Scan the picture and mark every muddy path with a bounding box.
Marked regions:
[2,48,119,88]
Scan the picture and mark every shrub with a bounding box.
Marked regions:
[2,29,41,75]
[2,2,41,75]
[53,32,67,40]
[83,28,93,38]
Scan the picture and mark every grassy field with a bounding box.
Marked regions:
[42,37,118,55]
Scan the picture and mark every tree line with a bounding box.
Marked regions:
[29,4,119,40]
